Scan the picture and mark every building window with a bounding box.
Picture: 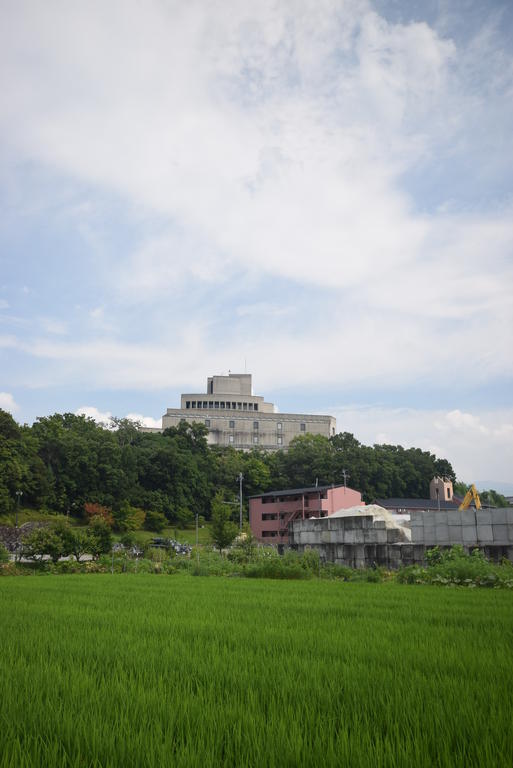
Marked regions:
[254,404,258,411]
[237,403,242,410]
[229,420,235,429]
[203,401,207,408]
[249,403,253,410]
[253,435,259,444]
[277,436,283,445]
[277,422,282,430]
[232,402,236,409]
[197,402,202,409]
[300,423,306,432]
[226,402,231,409]
[243,403,248,410]
[205,419,210,427]
[229,434,234,443]
[214,402,219,408]
[209,401,213,408]
[253,421,259,430]
[220,401,225,409]
[186,401,191,409]
[262,513,278,521]
[191,401,196,408]
[262,530,277,538]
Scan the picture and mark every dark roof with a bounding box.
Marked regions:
[376,498,460,510]
[249,484,346,500]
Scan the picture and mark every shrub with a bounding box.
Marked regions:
[144,511,167,533]
[397,547,513,588]
[0,542,9,564]
[84,503,114,528]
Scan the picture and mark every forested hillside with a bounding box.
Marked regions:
[0,409,455,523]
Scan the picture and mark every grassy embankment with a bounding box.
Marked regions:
[1,576,512,767]
[0,508,212,545]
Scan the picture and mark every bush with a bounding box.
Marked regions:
[84,503,114,528]
[0,542,9,564]
[397,547,513,588]
[144,511,167,533]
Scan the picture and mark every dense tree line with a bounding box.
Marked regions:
[0,409,458,523]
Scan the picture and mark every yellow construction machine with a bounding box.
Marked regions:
[458,484,482,511]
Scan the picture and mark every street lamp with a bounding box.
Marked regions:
[15,490,23,563]
[15,490,23,529]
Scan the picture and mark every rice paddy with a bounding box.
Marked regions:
[1,575,512,767]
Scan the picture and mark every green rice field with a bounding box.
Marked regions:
[2,576,512,767]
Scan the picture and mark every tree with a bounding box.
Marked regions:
[84,502,114,528]
[144,510,167,532]
[112,502,146,532]
[88,516,113,559]
[210,492,238,552]
[69,529,91,562]
[22,526,65,564]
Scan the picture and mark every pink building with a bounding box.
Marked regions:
[249,484,363,545]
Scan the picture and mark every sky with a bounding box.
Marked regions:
[1,0,512,488]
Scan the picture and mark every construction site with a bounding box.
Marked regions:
[250,478,513,568]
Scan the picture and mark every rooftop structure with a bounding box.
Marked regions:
[160,373,336,450]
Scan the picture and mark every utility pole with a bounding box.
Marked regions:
[15,490,23,563]
[195,513,199,564]
[238,472,244,530]
[341,469,350,493]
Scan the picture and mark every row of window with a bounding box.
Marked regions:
[225,434,283,445]
[204,418,283,430]
[202,419,306,432]
[186,400,259,411]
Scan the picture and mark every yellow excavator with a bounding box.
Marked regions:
[458,484,482,511]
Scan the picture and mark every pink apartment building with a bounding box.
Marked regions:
[249,484,363,545]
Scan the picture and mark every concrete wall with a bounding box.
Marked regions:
[289,509,513,568]
[410,508,513,547]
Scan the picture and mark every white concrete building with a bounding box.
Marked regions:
[159,373,336,450]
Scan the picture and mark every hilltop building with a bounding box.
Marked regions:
[159,373,336,450]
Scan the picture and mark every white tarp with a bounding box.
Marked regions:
[328,504,412,541]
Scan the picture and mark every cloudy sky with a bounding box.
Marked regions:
[1,0,512,487]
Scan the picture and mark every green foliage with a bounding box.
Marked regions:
[209,492,238,552]
[87,517,113,559]
[0,542,9,564]
[0,408,458,522]
[479,489,509,507]
[397,546,513,588]
[22,527,67,564]
[112,502,146,532]
[143,510,167,532]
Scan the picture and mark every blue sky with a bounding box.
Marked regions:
[1,0,512,484]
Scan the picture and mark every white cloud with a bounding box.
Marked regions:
[39,317,68,335]
[0,2,511,427]
[125,413,161,429]
[0,392,19,413]
[75,406,112,425]
[330,405,513,482]
[75,406,161,430]
[0,300,9,310]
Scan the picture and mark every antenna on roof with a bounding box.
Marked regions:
[342,468,350,493]
[244,358,247,374]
